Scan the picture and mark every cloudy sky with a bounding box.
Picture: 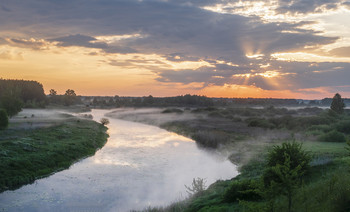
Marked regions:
[1,0,350,98]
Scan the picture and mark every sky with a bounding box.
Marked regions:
[1,0,350,98]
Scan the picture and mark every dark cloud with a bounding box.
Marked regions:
[0,0,337,60]
[6,38,48,50]
[50,34,137,54]
[155,61,350,91]
[276,0,339,14]
[0,0,347,93]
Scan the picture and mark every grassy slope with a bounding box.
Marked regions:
[0,117,108,192]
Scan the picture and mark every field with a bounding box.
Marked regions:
[0,109,108,192]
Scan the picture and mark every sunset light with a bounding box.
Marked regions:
[1,0,350,98]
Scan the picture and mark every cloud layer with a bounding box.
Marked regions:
[1,0,350,96]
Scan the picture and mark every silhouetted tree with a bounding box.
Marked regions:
[0,79,47,110]
[49,89,57,96]
[100,118,110,126]
[64,89,77,106]
[330,93,345,114]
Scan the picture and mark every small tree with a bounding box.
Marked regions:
[185,178,206,197]
[263,142,311,212]
[330,93,345,114]
[100,118,110,126]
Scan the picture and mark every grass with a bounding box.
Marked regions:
[0,117,108,192]
[116,107,350,212]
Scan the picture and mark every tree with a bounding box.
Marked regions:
[0,109,8,130]
[100,118,110,126]
[0,90,23,117]
[263,142,311,212]
[185,178,206,197]
[64,89,77,106]
[330,93,345,114]
[49,89,57,97]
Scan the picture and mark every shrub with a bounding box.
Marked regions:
[185,178,207,197]
[0,109,9,130]
[336,120,350,134]
[266,142,311,172]
[192,130,229,148]
[247,118,275,129]
[100,118,110,126]
[319,130,346,142]
[223,179,262,203]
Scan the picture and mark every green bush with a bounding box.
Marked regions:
[336,120,350,134]
[0,109,8,130]
[266,142,311,171]
[192,130,229,148]
[247,118,275,129]
[223,179,262,202]
[320,130,346,142]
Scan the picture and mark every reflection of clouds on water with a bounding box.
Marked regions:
[0,109,238,212]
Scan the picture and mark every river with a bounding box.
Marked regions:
[0,109,238,212]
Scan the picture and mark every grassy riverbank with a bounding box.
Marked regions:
[0,113,108,192]
[112,107,350,212]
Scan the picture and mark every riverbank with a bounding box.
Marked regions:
[0,109,108,192]
[107,107,350,211]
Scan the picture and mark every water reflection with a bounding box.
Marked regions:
[0,109,238,212]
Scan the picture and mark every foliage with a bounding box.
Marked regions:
[330,93,345,114]
[0,92,23,117]
[0,118,108,192]
[192,130,230,148]
[247,117,275,129]
[64,89,77,106]
[0,79,46,116]
[266,142,311,173]
[223,179,262,203]
[320,130,346,143]
[185,178,207,197]
[100,118,110,126]
[335,120,350,134]
[263,142,311,212]
[0,79,46,106]
[0,109,8,130]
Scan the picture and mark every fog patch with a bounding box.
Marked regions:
[106,108,201,126]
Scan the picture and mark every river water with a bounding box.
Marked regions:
[0,109,237,212]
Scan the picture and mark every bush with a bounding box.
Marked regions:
[100,118,110,126]
[247,118,275,129]
[319,130,346,142]
[0,109,8,130]
[266,142,311,171]
[336,120,350,134]
[192,130,229,148]
[223,179,262,202]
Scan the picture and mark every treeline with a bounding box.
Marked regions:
[86,94,214,107]
[0,79,47,129]
[48,89,81,106]
[0,79,47,115]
